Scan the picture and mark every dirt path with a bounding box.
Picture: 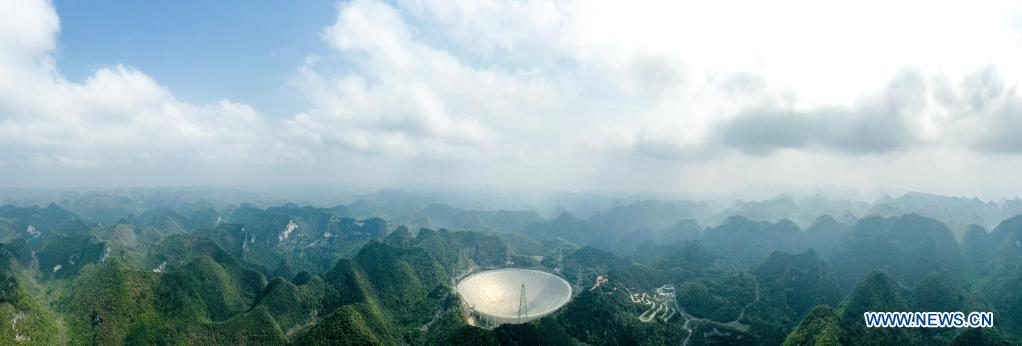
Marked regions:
[286,310,319,337]
[419,306,445,332]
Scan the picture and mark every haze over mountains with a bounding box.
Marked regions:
[5,0,1022,344]
[5,187,1019,237]
[0,188,1021,344]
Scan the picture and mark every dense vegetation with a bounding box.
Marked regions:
[0,191,1019,345]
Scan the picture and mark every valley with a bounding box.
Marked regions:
[0,191,1018,344]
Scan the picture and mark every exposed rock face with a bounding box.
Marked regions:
[25,225,40,238]
[279,220,299,244]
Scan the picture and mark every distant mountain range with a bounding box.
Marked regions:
[0,189,1020,344]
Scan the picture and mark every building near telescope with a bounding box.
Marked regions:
[455,268,572,326]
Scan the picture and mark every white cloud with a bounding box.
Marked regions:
[293,0,1022,159]
[275,0,1022,196]
[0,0,57,63]
[0,0,299,171]
[3,0,1022,195]
[285,0,586,160]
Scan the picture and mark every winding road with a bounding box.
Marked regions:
[679,280,760,346]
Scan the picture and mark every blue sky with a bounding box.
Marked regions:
[53,0,335,116]
[3,0,1022,198]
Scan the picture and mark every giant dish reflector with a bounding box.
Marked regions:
[456,268,572,325]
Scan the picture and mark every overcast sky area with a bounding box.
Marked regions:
[2,0,1022,199]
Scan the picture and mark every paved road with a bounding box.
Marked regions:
[680,281,760,346]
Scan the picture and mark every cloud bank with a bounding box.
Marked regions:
[2,0,1022,197]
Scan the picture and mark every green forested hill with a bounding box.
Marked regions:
[830,214,963,290]
[0,197,1021,345]
[782,305,843,346]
